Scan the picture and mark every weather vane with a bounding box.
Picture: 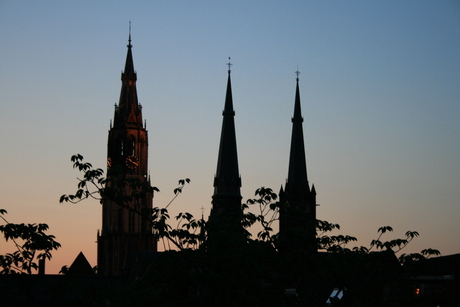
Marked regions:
[295,67,300,79]
[227,57,232,73]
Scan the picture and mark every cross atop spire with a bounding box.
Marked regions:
[128,21,132,48]
[227,57,232,74]
[295,68,300,81]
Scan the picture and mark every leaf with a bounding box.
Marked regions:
[421,248,441,257]
[377,226,393,234]
[405,230,419,239]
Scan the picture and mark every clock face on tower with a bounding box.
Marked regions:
[125,155,139,169]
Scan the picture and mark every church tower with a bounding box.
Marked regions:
[279,72,317,254]
[208,60,245,249]
[98,33,156,276]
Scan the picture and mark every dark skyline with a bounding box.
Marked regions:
[1,1,459,274]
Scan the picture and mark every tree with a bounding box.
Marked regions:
[60,154,202,251]
[60,155,442,305]
[61,155,440,260]
[244,187,440,263]
[0,209,61,274]
[244,187,280,249]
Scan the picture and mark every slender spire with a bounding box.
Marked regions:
[212,60,241,212]
[214,62,240,194]
[208,62,244,252]
[279,70,317,254]
[113,27,142,128]
[123,24,135,77]
[287,71,308,189]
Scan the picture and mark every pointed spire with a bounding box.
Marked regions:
[128,20,132,48]
[212,60,241,211]
[113,26,142,128]
[123,24,135,77]
[279,70,317,254]
[292,70,303,123]
[208,62,245,251]
[223,63,235,117]
[287,70,308,190]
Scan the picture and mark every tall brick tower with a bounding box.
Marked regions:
[98,33,156,276]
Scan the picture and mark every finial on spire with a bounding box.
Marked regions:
[295,67,300,81]
[200,206,205,218]
[227,57,232,74]
[128,20,132,48]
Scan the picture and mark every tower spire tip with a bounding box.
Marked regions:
[295,67,300,81]
[227,57,232,74]
[128,20,132,48]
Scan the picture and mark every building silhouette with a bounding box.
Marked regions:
[208,61,246,249]
[279,72,317,254]
[2,32,453,307]
[97,34,156,276]
[96,34,316,273]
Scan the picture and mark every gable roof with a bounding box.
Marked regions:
[67,251,94,276]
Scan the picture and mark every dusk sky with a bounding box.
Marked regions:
[1,1,459,274]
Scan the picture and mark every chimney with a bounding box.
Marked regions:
[38,258,46,275]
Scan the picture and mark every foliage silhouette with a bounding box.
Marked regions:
[0,209,61,274]
[61,154,440,261]
[60,154,201,251]
[59,155,443,305]
[245,187,440,263]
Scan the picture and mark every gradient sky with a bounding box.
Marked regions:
[1,1,459,274]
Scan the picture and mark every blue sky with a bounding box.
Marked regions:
[1,1,459,273]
